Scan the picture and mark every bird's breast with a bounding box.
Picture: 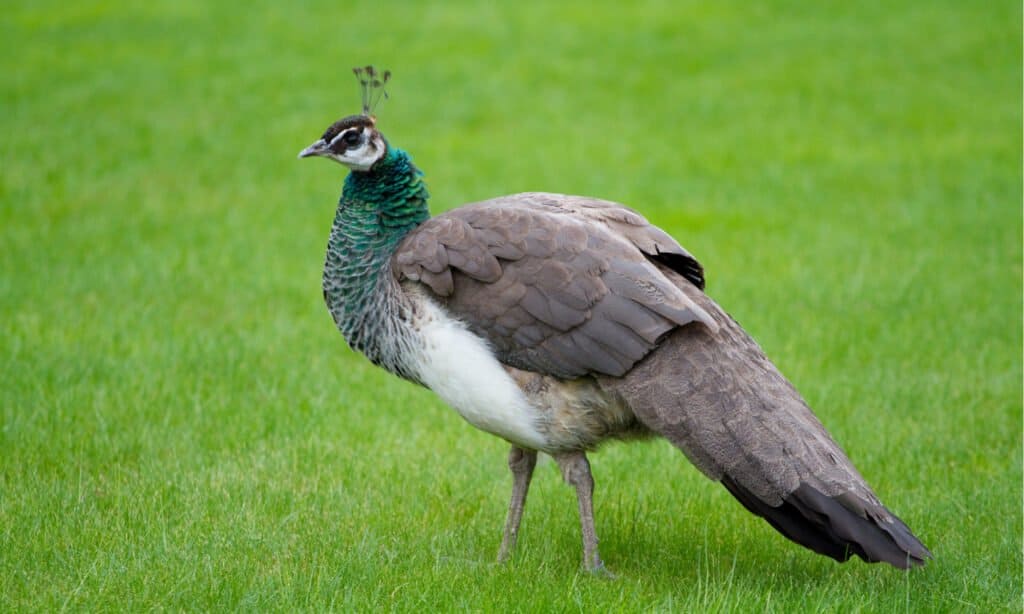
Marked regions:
[408,297,549,450]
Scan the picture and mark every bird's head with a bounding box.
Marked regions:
[298,66,391,172]
[298,114,387,172]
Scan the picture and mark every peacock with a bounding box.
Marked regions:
[297,67,931,573]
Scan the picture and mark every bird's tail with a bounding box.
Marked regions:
[598,277,931,568]
[721,475,930,568]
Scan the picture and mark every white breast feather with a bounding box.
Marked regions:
[411,303,547,450]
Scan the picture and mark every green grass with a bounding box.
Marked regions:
[2,0,1020,610]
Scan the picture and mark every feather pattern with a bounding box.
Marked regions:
[321,146,429,381]
[596,264,932,567]
[393,192,716,378]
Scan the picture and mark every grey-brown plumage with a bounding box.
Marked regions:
[300,101,930,572]
[390,192,931,570]
[395,193,716,379]
[598,266,929,567]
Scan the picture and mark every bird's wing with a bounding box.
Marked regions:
[598,268,931,567]
[392,192,716,378]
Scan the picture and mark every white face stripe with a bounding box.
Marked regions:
[325,130,386,172]
[328,127,361,150]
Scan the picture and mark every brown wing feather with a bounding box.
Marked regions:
[392,192,715,378]
[597,267,931,567]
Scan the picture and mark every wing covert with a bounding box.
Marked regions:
[393,193,714,378]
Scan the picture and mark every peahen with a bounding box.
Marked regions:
[297,67,931,572]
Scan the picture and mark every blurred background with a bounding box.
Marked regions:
[2,0,1020,610]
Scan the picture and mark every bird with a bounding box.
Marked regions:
[297,66,931,573]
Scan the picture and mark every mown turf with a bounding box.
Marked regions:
[2,0,1020,611]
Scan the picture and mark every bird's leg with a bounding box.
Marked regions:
[497,446,537,563]
[554,451,611,575]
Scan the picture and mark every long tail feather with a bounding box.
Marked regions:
[723,476,931,567]
[598,268,931,568]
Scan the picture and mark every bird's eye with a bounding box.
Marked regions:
[342,130,362,146]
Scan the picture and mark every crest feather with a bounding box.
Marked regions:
[352,65,391,118]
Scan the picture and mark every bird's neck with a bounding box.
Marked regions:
[322,147,430,376]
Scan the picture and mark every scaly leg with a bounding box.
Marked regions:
[554,451,610,575]
[497,446,537,563]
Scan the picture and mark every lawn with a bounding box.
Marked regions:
[2,0,1021,611]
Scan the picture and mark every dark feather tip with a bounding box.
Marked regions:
[722,477,932,569]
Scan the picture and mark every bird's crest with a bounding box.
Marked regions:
[353,65,391,121]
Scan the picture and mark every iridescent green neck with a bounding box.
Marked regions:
[322,147,429,375]
[339,147,431,238]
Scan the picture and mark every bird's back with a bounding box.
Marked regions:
[393,192,716,378]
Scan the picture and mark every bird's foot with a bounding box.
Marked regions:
[584,560,616,580]
[496,545,513,565]
[496,519,521,564]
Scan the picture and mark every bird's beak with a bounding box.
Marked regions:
[298,139,328,159]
